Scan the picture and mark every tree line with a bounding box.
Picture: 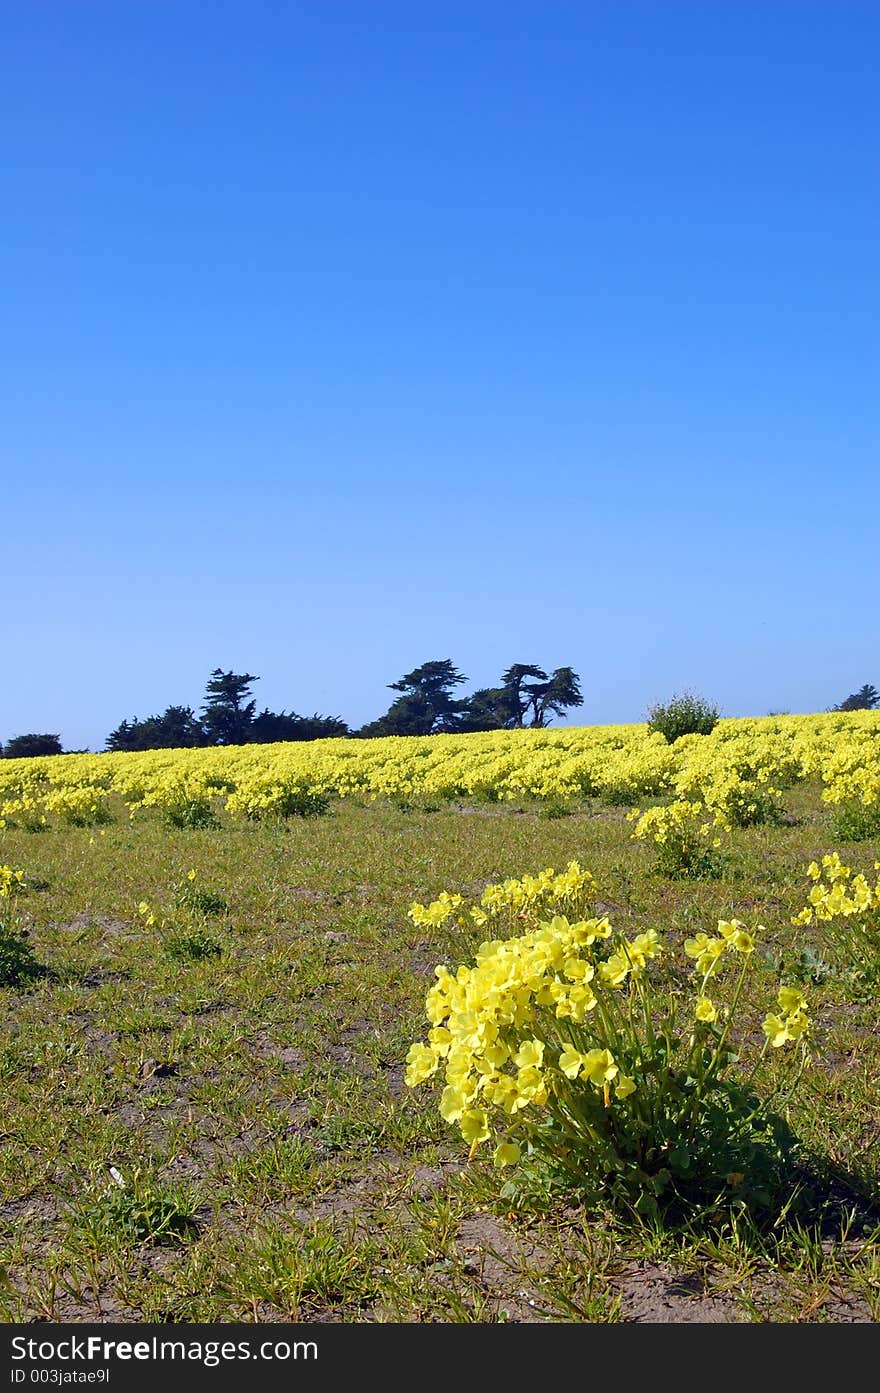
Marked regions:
[0,659,584,755]
[2,672,876,758]
[101,660,583,751]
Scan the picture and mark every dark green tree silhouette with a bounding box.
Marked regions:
[250,709,349,742]
[459,665,584,731]
[2,733,63,759]
[456,686,520,733]
[106,706,206,752]
[356,692,434,738]
[358,660,469,736]
[833,684,879,712]
[500,664,550,727]
[201,669,259,745]
[520,666,584,728]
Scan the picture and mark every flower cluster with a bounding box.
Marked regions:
[0,866,26,899]
[630,800,728,847]
[405,909,637,1164]
[224,777,328,820]
[406,865,809,1211]
[762,986,811,1048]
[793,853,880,986]
[793,853,878,925]
[409,861,598,936]
[628,800,728,877]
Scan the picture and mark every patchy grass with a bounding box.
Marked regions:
[0,788,877,1322]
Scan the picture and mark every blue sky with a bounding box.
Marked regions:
[2,1,877,749]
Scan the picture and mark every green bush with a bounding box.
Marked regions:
[224,780,330,820]
[174,874,228,917]
[0,921,45,987]
[275,786,330,819]
[73,1170,199,1246]
[830,801,880,843]
[162,925,224,962]
[629,800,727,879]
[165,799,220,830]
[647,691,720,743]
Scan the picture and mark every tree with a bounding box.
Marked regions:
[356,692,434,738]
[500,664,550,727]
[358,658,584,737]
[105,719,140,752]
[105,706,206,752]
[249,709,350,743]
[832,684,879,712]
[458,664,585,732]
[456,686,519,733]
[520,666,584,728]
[201,669,259,745]
[358,660,469,736]
[2,733,63,758]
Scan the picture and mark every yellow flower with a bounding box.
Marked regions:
[718,919,756,954]
[440,1085,467,1122]
[615,1075,636,1099]
[777,985,807,1015]
[428,1026,452,1056]
[0,867,25,898]
[514,1067,547,1107]
[580,1048,618,1088]
[513,1038,545,1070]
[559,1045,585,1079]
[695,996,717,1023]
[485,1075,520,1114]
[684,933,726,974]
[562,957,594,982]
[630,929,662,961]
[460,1109,490,1146]
[555,982,598,1021]
[493,1141,521,1167]
[405,1043,440,1087]
[782,1010,809,1041]
[762,1013,790,1048]
[598,951,630,987]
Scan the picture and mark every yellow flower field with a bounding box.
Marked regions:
[0,711,878,829]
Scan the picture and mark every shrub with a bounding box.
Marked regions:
[164,800,219,830]
[162,924,224,962]
[174,869,228,917]
[647,692,720,743]
[2,734,63,759]
[73,1170,199,1246]
[830,802,880,843]
[0,797,48,832]
[42,787,113,827]
[720,780,786,828]
[405,867,811,1222]
[0,867,44,987]
[140,775,221,829]
[0,921,45,987]
[225,779,330,820]
[628,800,728,879]
[793,853,880,989]
[137,893,225,960]
[0,866,26,899]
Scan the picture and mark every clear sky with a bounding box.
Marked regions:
[2,1,877,750]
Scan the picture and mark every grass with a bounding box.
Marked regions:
[0,787,877,1321]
